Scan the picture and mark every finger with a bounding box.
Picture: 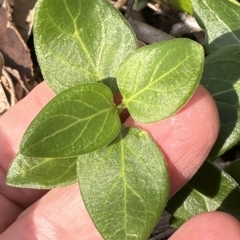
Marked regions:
[1,184,103,240]
[1,85,219,238]
[0,81,54,171]
[0,194,22,233]
[124,85,220,196]
[169,212,240,240]
[0,82,54,207]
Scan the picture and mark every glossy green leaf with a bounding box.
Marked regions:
[7,153,77,189]
[34,0,137,93]
[191,0,240,53]
[224,159,240,185]
[77,127,169,240]
[166,160,240,228]
[117,38,204,123]
[19,83,121,158]
[170,0,193,14]
[201,45,240,158]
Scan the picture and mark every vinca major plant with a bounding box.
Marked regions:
[6,0,240,239]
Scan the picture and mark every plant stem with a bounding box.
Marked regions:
[117,103,126,115]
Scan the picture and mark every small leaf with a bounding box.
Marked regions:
[77,127,169,240]
[134,0,148,11]
[228,0,240,6]
[117,38,204,123]
[191,0,240,53]
[34,0,137,93]
[19,83,121,158]
[170,0,193,14]
[224,159,240,185]
[201,45,240,158]
[7,153,77,189]
[166,160,240,228]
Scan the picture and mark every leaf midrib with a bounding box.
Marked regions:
[63,0,99,74]
[120,134,128,237]
[21,107,114,156]
[20,154,77,178]
[123,54,192,104]
[47,0,102,79]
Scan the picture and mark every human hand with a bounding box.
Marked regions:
[0,82,239,239]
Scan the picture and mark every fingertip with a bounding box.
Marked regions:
[169,211,240,240]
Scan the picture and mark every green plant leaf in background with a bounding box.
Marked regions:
[134,0,148,11]
[201,45,240,158]
[191,0,240,54]
[117,38,204,123]
[7,154,77,188]
[34,0,137,94]
[77,127,169,240]
[166,160,240,228]
[19,83,121,158]
[170,0,193,14]
[224,159,240,185]
[228,0,240,6]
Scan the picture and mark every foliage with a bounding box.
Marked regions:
[5,0,240,238]
[134,0,148,11]
[167,160,240,227]
[167,0,240,227]
[201,45,240,159]
[169,0,192,14]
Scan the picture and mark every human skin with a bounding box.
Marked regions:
[0,82,239,239]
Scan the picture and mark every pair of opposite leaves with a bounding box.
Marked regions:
[10,0,204,168]
[8,38,204,176]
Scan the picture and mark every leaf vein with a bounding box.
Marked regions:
[204,2,240,44]
[125,54,192,103]
[22,108,112,155]
[62,0,99,76]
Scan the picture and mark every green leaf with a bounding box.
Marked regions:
[228,0,240,7]
[191,0,240,53]
[77,127,169,240]
[7,153,77,189]
[166,160,240,228]
[170,0,193,14]
[34,0,137,93]
[201,45,240,158]
[224,159,240,185]
[134,0,148,11]
[19,83,121,158]
[117,39,204,123]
